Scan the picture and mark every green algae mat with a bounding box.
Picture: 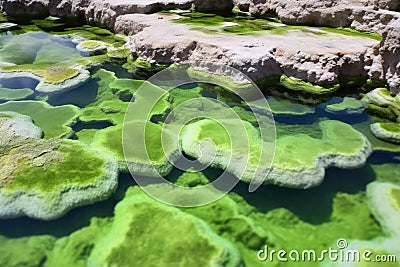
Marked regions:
[0,13,399,267]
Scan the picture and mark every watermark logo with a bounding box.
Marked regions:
[257,238,397,263]
[122,62,276,207]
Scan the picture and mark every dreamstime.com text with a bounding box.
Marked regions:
[257,239,397,263]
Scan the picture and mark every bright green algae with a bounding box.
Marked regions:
[0,130,118,220]
[4,140,106,193]
[181,117,370,187]
[171,11,381,40]
[88,187,241,267]
[0,87,34,101]
[280,75,340,96]
[0,182,384,267]
[325,97,366,114]
[0,101,79,139]
[0,32,85,84]
[266,96,316,116]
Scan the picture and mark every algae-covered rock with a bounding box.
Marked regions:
[88,186,242,267]
[353,119,400,153]
[326,182,400,267]
[0,126,119,220]
[98,121,180,176]
[363,88,400,120]
[0,65,91,94]
[107,46,131,60]
[269,120,372,188]
[367,182,400,238]
[182,118,372,188]
[265,96,315,116]
[175,172,210,187]
[45,218,112,267]
[0,100,80,139]
[0,86,34,101]
[76,40,108,56]
[0,235,55,267]
[0,140,119,220]
[0,32,92,94]
[181,118,270,184]
[280,75,340,96]
[370,122,400,144]
[324,97,367,115]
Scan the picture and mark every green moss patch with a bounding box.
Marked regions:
[0,101,80,139]
[107,47,130,60]
[45,218,111,267]
[0,133,119,220]
[363,88,400,121]
[370,122,400,144]
[0,87,34,101]
[3,140,102,193]
[182,190,381,266]
[367,182,400,238]
[175,172,210,187]
[319,27,382,41]
[79,40,103,49]
[171,11,382,40]
[391,188,400,210]
[274,120,368,170]
[99,121,178,175]
[280,75,340,96]
[266,96,315,116]
[0,235,55,267]
[325,97,367,115]
[2,65,80,83]
[88,187,241,267]
[182,118,371,188]
[122,57,169,78]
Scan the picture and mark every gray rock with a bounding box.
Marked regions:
[0,112,43,141]
[1,0,398,92]
[0,0,49,16]
[194,0,234,13]
[234,0,400,35]
[117,13,379,85]
[381,18,400,94]
[1,0,194,28]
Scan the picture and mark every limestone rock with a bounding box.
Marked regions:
[380,18,400,94]
[0,112,42,141]
[117,13,380,86]
[234,0,400,34]
[1,0,194,28]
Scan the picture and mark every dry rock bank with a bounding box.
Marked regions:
[1,0,399,93]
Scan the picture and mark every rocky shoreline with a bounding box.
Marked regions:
[1,0,399,94]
